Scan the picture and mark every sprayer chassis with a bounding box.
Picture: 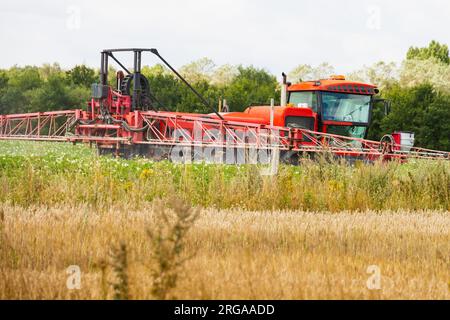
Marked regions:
[1,108,448,162]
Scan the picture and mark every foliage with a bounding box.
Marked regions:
[210,64,239,87]
[406,40,449,64]
[224,66,279,111]
[288,62,335,82]
[179,57,216,83]
[399,58,450,94]
[349,41,450,149]
[66,65,97,88]
[0,65,91,114]
[147,198,199,299]
[347,61,398,89]
[0,141,448,212]
[144,64,278,113]
[377,84,450,151]
[109,242,130,300]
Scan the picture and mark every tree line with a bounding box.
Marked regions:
[0,41,448,150]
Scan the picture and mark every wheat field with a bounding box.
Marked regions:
[0,141,449,299]
[0,204,449,299]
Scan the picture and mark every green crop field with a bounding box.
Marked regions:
[0,141,449,299]
[0,140,448,211]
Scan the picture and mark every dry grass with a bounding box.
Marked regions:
[0,204,448,300]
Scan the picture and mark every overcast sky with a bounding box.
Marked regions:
[1,0,449,77]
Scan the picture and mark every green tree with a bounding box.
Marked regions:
[224,66,279,111]
[27,73,88,112]
[211,64,238,87]
[0,71,10,114]
[173,79,221,114]
[376,83,449,150]
[406,40,449,64]
[0,70,9,90]
[420,91,450,150]
[399,58,450,94]
[0,66,43,114]
[144,70,222,114]
[179,57,216,83]
[39,63,63,81]
[7,66,42,91]
[66,65,97,88]
[142,64,170,77]
[347,61,398,89]
[288,63,335,83]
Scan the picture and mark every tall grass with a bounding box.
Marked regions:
[109,242,130,300]
[147,198,199,299]
[0,141,448,212]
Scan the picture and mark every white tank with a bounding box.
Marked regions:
[393,132,415,151]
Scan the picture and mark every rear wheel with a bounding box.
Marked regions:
[120,73,153,110]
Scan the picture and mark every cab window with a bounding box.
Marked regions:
[288,91,318,112]
[321,92,371,124]
[326,125,367,139]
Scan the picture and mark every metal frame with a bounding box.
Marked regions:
[99,48,224,119]
[0,111,77,141]
[1,109,447,161]
[138,111,291,150]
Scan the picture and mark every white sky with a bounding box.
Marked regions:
[1,0,449,77]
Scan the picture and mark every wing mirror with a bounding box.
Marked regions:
[373,98,391,116]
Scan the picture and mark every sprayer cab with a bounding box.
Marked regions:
[222,75,379,139]
[284,76,379,139]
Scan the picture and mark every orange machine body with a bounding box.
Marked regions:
[213,78,378,137]
[287,79,378,94]
[143,77,379,143]
[223,106,318,130]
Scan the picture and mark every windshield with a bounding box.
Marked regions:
[326,125,367,139]
[288,91,318,112]
[322,92,371,123]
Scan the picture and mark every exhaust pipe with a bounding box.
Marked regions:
[270,98,275,126]
[281,72,287,107]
